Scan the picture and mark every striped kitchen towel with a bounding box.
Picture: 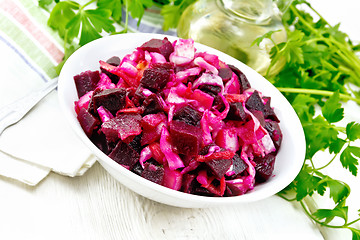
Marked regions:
[0,0,95,185]
[0,0,176,185]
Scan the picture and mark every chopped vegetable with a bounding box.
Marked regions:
[73,37,283,197]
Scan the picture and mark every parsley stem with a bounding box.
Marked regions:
[300,200,346,229]
[313,153,338,171]
[277,193,297,201]
[345,218,360,227]
[277,87,360,104]
[289,5,317,36]
[81,0,97,10]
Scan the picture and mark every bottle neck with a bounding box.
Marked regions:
[218,0,274,23]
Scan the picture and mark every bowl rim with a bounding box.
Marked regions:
[58,32,306,206]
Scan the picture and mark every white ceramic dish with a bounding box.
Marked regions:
[58,33,305,208]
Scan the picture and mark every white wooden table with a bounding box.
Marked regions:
[0,162,324,240]
[0,1,359,239]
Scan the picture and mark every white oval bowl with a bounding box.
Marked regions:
[58,33,305,208]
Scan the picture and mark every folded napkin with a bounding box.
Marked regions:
[0,0,96,185]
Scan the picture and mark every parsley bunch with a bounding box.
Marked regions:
[256,0,360,238]
[39,0,193,73]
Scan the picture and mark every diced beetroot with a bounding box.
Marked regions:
[106,56,121,66]
[198,84,221,98]
[151,62,174,71]
[92,88,127,115]
[173,105,203,126]
[226,102,248,122]
[128,134,143,154]
[100,56,121,84]
[205,157,233,179]
[141,162,165,185]
[139,37,174,61]
[264,120,283,151]
[169,120,202,156]
[252,110,266,128]
[213,95,226,112]
[74,70,100,98]
[228,64,251,93]
[77,108,100,137]
[132,162,144,176]
[245,90,265,114]
[102,113,142,142]
[141,122,166,145]
[142,94,163,115]
[218,67,233,82]
[231,153,248,176]
[182,173,197,194]
[192,186,214,196]
[108,141,140,170]
[263,97,280,122]
[253,153,276,182]
[90,130,112,155]
[140,67,171,92]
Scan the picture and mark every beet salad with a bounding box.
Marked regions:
[73,37,282,197]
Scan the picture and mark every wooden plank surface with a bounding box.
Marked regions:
[0,162,324,240]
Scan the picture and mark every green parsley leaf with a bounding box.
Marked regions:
[84,9,115,33]
[346,122,360,141]
[79,16,102,46]
[294,165,321,200]
[312,201,348,224]
[126,0,153,26]
[322,91,344,123]
[291,94,317,122]
[304,115,339,158]
[38,0,54,10]
[329,138,346,154]
[350,227,360,240]
[281,30,305,65]
[252,30,280,46]
[97,0,123,22]
[47,1,79,39]
[327,179,350,204]
[340,146,360,176]
[161,0,194,31]
[65,14,81,42]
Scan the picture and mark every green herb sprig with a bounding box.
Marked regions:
[255,1,360,238]
[39,0,192,73]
